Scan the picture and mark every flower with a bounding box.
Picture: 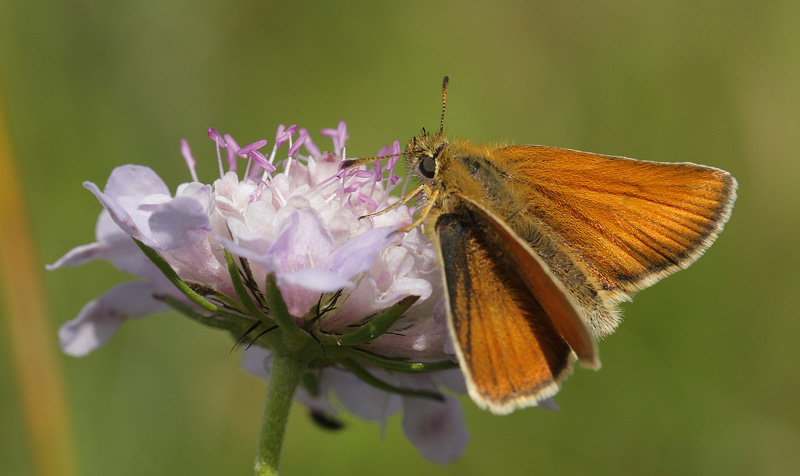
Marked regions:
[49,123,469,463]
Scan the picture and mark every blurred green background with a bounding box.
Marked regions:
[2,1,798,475]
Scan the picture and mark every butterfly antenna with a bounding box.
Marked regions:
[341,150,409,169]
[439,75,449,134]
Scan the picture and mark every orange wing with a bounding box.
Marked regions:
[435,207,588,414]
[496,145,736,305]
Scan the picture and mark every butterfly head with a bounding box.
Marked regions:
[407,128,448,187]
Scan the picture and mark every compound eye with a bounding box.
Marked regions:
[419,156,436,179]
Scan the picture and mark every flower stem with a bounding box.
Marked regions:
[254,352,307,476]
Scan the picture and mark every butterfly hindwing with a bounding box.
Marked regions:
[435,207,582,414]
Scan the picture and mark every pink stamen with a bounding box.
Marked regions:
[223,134,239,173]
[320,120,348,155]
[275,124,297,148]
[300,128,320,158]
[180,139,199,182]
[207,128,225,147]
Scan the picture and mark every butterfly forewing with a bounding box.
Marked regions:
[496,145,737,301]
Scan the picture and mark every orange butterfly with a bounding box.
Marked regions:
[346,77,736,414]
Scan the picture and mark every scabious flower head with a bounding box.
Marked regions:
[49,122,469,463]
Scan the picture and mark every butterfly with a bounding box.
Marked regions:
[345,77,737,414]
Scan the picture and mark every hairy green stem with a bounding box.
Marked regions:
[254,352,308,476]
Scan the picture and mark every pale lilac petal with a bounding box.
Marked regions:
[59,281,168,356]
[95,208,128,241]
[241,346,272,379]
[218,235,273,262]
[175,181,212,201]
[324,227,394,279]
[293,368,341,416]
[160,239,233,297]
[334,369,402,426]
[47,210,159,281]
[277,283,321,318]
[276,227,394,293]
[435,369,467,394]
[83,165,172,244]
[267,209,334,273]
[47,242,115,270]
[538,398,560,411]
[149,196,212,250]
[402,394,469,464]
[261,211,299,266]
[102,164,170,201]
[83,181,141,239]
[96,211,163,278]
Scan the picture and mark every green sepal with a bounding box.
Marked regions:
[156,294,246,331]
[237,256,267,307]
[301,370,321,397]
[184,283,245,312]
[133,238,223,314]
[339,358,444,402]
[349,347,459,373]
[314,295,420,346]
[224,250,273,324]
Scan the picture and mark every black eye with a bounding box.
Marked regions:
[419,156,436,178]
